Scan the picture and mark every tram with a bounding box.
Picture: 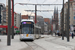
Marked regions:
[20,19,41,41]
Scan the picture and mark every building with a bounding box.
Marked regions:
[0,3,6,25]
[21,15,29,19]
[37,16,44,34]
[44,18,51,33]
[6,0,8,25]
[21,15,34,20]
[60,0,75,32]
[44,22,48,34]
[14,13,21,29]
[52,7,58,32]
[60,11,62,33]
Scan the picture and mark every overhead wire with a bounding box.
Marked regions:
[39,0,59,18]
[39,0,50,18]
[25,0,34,15]
[35,0,48,17]
[25,0,59,17]
[35,0,48,19]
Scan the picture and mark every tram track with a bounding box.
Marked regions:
[25,41,46,50]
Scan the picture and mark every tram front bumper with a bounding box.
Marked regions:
[20,34,34,40]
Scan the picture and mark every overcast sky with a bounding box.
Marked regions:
[0,0,68,18]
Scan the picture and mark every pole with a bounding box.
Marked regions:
[62,0,64,40]
[12,0,14,39]
[7,0,11,46]
[67,0,70,42]
[35,5,37,24]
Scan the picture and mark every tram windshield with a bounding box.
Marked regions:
[22,24,34,34]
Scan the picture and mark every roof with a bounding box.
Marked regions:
[21,19,34,22]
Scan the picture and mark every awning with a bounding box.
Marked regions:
[0,25,7,28]
[14,26,18,28]
[0,25,18,28]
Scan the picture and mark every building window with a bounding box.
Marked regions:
[74,12,75,15]
[74,21,75,24]
[74,16,75,19]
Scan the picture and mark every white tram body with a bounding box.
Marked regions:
[20,19,41,41]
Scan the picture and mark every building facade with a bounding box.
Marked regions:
[21,15,29,19]
[44,18,51,33]
[37,16,44,34]
[52,7,58,32]
[14,13,21,28]
[44,22,48,34]
[0,3,6,25]
[60,0,75,32]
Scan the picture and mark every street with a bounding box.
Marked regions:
[0,35,75,50]
[0,0,74,50]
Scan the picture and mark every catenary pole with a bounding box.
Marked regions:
[62,0,64,40]
[7,0,11,46]
[67,0,70,42]
[11,0,14,39]
[35,5,37,24]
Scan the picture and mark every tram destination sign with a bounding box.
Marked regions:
[22,22,31,24]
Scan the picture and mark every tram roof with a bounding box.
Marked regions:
[21,19,34,22]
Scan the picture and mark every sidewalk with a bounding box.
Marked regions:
[34,35,75,50]
[47,35,75,50]
[0,35,75,50]
[46,35,75,50]
[0,35,28,50]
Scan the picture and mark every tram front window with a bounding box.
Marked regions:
[22,24,33,34]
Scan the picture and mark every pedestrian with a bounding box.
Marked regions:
[57,32,59,36]
[72,32,74,39]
